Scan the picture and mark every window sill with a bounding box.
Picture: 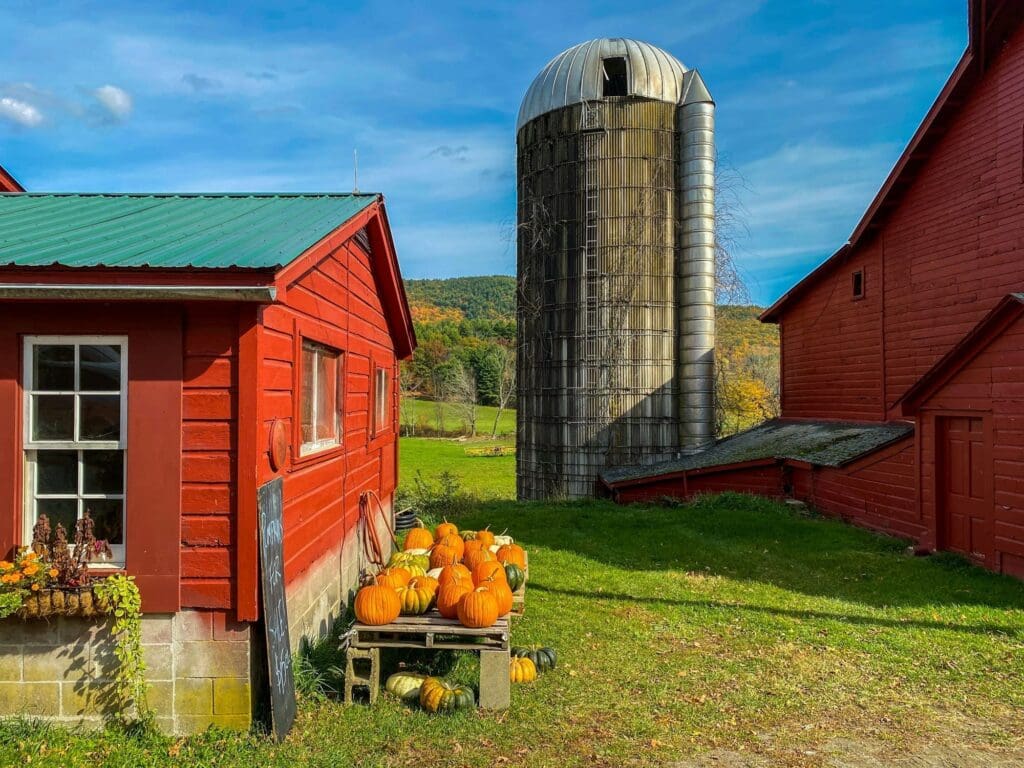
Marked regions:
[291,442,345,470]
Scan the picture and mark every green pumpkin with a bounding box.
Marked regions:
[418,677,475,713]
[504,563,526,592]
[512,645,557,673]
[460,530,477,542]
[385,672,427,703]
[389,551,430,573]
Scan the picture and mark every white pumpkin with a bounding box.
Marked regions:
[385,672,427,703]
[426,567,443,579]
[493,535,514,547]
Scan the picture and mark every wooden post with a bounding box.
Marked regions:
[478,649,510,709]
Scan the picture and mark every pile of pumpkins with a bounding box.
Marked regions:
[384,645,557,713]
[353,520,527,630]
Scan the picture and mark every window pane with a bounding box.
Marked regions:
[37,498,77,536]
[32,345,75,391]
[85,499,124,545]
[301,345,315,445]
[32,395,75,440]
[80,395,120,441]
[80,345,121,390]
[36,450,78,494]
[376,369,388,430]
[316,350,338,441]
[83,450,124,494]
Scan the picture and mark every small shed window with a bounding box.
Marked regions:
[374,367,390,435]
[23,337,127,565]
[852,269,865,299]
[300,341,341,455]
[602,57,628,97]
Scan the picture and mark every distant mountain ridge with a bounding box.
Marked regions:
[404,276,516,321]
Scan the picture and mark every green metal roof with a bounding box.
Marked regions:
[0,193,379,269]
[601,419,915,486]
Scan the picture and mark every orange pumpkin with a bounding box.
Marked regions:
[403,527,434,551]
[436,581,472,619]
[474,528,495,548]
[481,578,514,616]
[435,521,458,540]
[437,564,472,590]
[464,547,496,572]
[413,574,439,594]
[463,539,485,559]
[375,567,411,589]
[457,586,499,628]
[496,544,526,568]
[472,560,506,586]
[437,533,465,560]
[429,544,460,570]
[354,583,401,625]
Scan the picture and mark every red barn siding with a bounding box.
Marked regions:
[259,236,399,588]
[611,463,784,504]
[779,241,884,420]
[917,317,1024,576]
[776,20,1024,422]
[180,305,239,609]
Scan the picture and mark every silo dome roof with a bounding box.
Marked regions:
[517,38,689,131]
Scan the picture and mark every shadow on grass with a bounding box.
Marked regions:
[448,493,1024,613]
[528,582,1022,638]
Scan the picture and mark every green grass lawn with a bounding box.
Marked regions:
[402,397,516,437]
[398,436,516,499]
[3,447,1024,767]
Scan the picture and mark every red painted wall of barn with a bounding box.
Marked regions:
[257,233,399,592]
[916,316,1024,578]
[775,22,1024,421]
[611,463,784,504]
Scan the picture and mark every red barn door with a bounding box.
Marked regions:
[936,415,993,562]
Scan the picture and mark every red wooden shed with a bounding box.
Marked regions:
[601,0,1024,579]
[0,192,415,733]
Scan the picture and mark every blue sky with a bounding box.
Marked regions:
[0,1,967,305]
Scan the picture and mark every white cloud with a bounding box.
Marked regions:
[93,85,132,121]
[0,96,43,127]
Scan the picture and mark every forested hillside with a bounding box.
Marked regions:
[401,276,779,437]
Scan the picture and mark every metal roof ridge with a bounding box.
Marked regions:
[4,192,381,199]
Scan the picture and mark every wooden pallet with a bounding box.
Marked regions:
[352,614,510,651]
[511,552,528,616]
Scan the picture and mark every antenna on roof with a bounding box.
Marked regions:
[353,149,359,194]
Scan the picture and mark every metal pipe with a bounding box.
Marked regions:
[677,70,716,453]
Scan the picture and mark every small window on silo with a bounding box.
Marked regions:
[603,57,628,97]
[852,269,865,299]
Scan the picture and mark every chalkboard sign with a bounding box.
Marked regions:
[257,477,296,742]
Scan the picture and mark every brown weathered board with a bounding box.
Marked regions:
[352,615,510,651]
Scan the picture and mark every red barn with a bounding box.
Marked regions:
[0,192,415,732]
[0,164,22,193]
[602,1,1024,578]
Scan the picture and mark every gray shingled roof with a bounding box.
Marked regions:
[601,419,915,486]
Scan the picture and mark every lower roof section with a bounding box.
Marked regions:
[600,418,915,488]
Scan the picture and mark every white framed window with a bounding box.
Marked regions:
[300,340,341,455]
[374,366,390,435]
[23,336,127,566]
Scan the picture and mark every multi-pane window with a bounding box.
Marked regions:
[374,367,390,434]
[300,341,341,455]
[24,337,126,564]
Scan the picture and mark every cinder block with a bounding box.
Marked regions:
[213,678,251,715]
[142,643,173,681]
[174,610,213,642]
[140,616,173,645]
[23,645,90,682]
[0,681,60,716]
[175,641,249,679]
[60,680,118,717]
[174,678,213,716]
[0,648,23,682]
[176,713,250,735]
[58,616,104,644]
[147,681,173,714]
[3,619,60,645]
[212,612,250,642]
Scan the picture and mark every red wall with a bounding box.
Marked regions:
[611,463,784,504]
[917,316,1024,577]
[258,234,399,589]
[776,23,1024,421]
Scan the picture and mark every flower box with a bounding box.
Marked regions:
[15,585,112,619]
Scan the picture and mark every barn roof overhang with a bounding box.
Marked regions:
[600,418,915,490]
[761,0,1023,324]
[898,293,1024,416]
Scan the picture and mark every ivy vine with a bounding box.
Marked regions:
[94,574,151,722]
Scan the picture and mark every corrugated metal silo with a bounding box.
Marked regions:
[516,38,716,500]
